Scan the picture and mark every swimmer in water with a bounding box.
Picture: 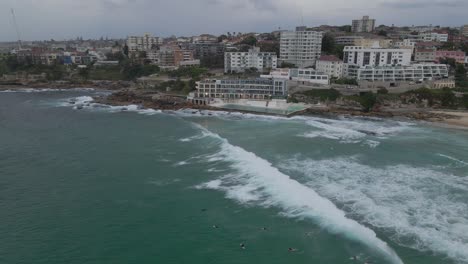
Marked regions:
[288,248,298,252]
[261,227,267,231]
[240,243,246,249]
[212,225,219,229]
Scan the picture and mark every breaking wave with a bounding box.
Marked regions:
[58,96,161,115]
[281,158,468,263]
[300,116,415,145]
[193,125,404,264]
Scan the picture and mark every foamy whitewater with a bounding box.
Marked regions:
[193,125,404,264]
[11,91,467,264]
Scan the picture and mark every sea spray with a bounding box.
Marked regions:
[282,157,468,263]
[194,124,404,264]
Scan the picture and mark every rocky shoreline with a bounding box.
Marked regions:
[0,80,131,91]
[93,89,467,127]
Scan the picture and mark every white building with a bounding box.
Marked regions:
[353,64,449,82]
[193,78,288,100]
[352,16,376,33]
[126,33,163,52]
[279,27,323,68]
[261,68,330,85]
[146,50,160,64]
[315,55,344,78]
[343,46,413,67]
[224,47,277,73]
[421,32,448,42]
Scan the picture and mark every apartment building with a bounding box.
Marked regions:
[435,50,466,64]
[354,64,449,82]
[421,32,448,42]
[224,47,277,73]
[126,33,163,52]
[194,78,287,100]
[261,68,330,85]
[343,46,412,67]
[352,16,376,33]
[462,25,468,37]
[354,38,393,48]
[189,43,225,59]
[192,34,218,44]
[315,55,344,78]
[156,45,198,67]
[335,35,363,46]
[279,27,323,68]
[414,49,436,62]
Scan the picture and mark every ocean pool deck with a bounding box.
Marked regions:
[214,103,310,116]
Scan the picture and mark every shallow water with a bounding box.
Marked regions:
[1,90,467,264]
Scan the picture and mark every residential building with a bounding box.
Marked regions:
[410,25,435,33]
[126,33,163,52]
[353,64,449,82]
[224,47,277,73]
[421,32,448,42]
[354,38,393,48]
[352,16,376,33]
[335,35,363,46]
[189,43,225,59]
[193,34,218,44]
[315,55,344,78]
[343,46,413,67]
[261,68,330,85]
[146,50,160,64]
[157,45,198,67]
[194,78,288,100]
[461,25,468,37]
[394,39,416,52]
[279,27,323,68]
[414,49,436,62]
[435,50,466,64]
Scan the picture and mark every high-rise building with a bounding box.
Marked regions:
[126,33,163,52]
[352,16,376,33]
[279,27,323,68]
[343,46,413,67]
[461,25,468,37]
[224,47,277,73]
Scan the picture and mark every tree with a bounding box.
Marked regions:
[377,87,389,94]
[240,35,257,46]
[440,87,456,107]
[377,30,388,37]
[455,64,468,88]
[279,62,296,68]
[123,44,129,57]
[321,33,336,54]
[338,25,351,32]
[359,92,377,112]
[78,67,90,80]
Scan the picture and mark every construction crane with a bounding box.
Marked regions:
[11,8,22,50]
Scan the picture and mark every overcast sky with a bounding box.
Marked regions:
[1,0,467,41]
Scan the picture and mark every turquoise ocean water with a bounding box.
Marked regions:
[1,90,467,264]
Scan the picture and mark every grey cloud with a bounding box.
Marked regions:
[381,0,467,8]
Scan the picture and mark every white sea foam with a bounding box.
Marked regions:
[59,96,162,115]
[0,88,95,93]
[281,158,468,263]
[194,125,404,264]
[300,116,415,145]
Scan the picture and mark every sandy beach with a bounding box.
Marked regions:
[430,111,468,129]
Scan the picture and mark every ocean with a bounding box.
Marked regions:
[1,89,467,264]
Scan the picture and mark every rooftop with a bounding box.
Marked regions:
[318,55,342,62]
